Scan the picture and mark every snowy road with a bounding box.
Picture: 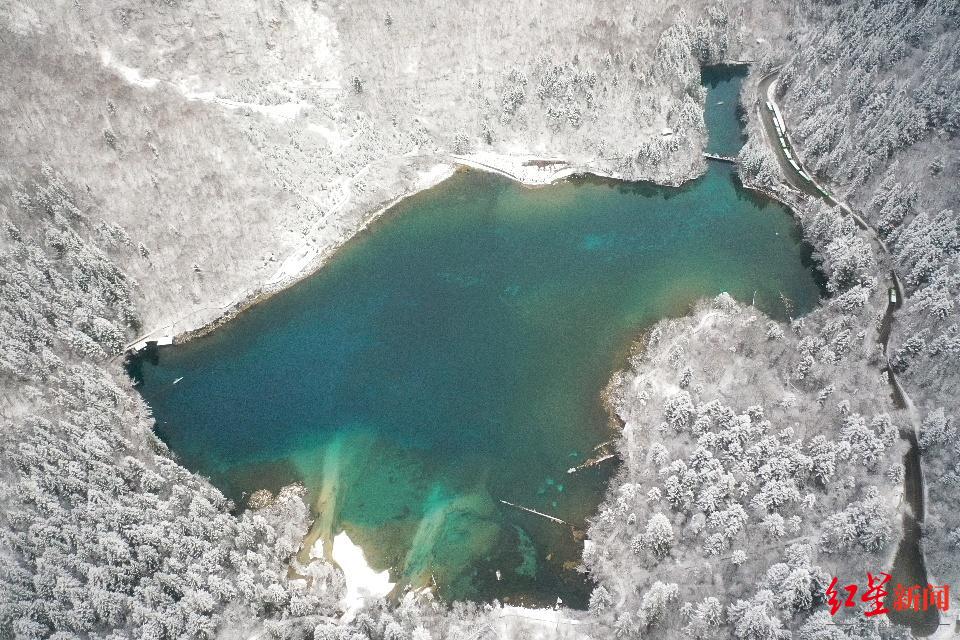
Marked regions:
[756,70,949,636]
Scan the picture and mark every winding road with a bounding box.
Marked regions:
[756,72,948,636]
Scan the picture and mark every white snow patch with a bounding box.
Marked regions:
[180,89,308,121]
[332,531,394,617]
[100,49,309,122]
[100,49,160,89]
[308,122,349,150]
[415,164,456,190]
[267,245,320,286]
[451,152,578,186]
[310,537,324,561]
[498,605,583,626]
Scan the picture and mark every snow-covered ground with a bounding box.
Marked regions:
[100,48,311,122]
[491,605,591,640]
[100,50,160,89]
[263,163,454,287]
[450,153,580,186]
[332,531,395,620]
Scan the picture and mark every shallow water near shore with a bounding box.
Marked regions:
[129,67,823,607]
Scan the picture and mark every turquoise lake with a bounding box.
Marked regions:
[129,67,824,607]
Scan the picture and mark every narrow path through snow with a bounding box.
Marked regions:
[756,70,956,637]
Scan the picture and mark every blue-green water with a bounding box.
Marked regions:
[129,68,823,607]
[702,64,749,156]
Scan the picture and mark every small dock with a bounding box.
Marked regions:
[127,334,173,354]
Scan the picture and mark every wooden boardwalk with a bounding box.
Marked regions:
[703,152,737,163]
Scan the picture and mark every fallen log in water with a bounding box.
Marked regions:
[566,453,617,474]
[567,439,619,474]
[499,499,570,526]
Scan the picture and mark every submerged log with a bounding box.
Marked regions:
[567,454,617,474]
[567,440,619,474]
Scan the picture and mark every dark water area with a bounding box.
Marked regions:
[702,64,749,157]
[886,367,940,635]
[886,443,940,635]
[129,67,824,607]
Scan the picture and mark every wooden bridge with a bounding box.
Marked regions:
[703,152,738,163]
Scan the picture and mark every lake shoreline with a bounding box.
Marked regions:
[127,155,811,361]
[129,62,824,610]
[124,60,768,354]
[128,63,831,614]
[123,154,709,354]
[132,164,824,606]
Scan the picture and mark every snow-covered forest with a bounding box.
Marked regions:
[588,287,907,637]
[0,170,348,638]
[775,0,960,610]
[1,0,959,638]
[0,0,784,338]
